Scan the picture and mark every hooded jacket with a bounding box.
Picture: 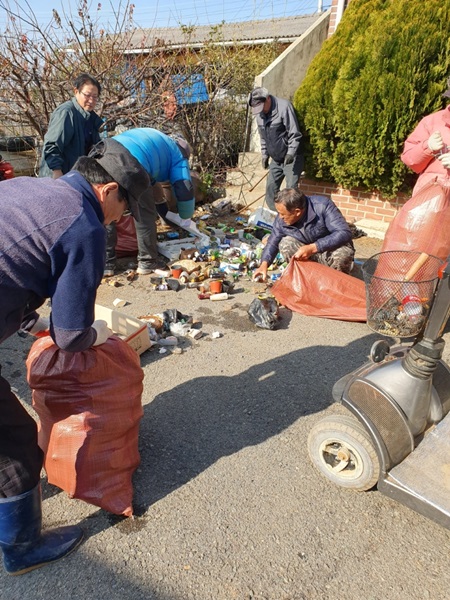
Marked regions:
[401,105,450,194]
[112,128,195,219]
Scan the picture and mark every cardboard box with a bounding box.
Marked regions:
[94,304,151,356]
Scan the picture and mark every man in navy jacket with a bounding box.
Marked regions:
[0,139,149,575]
[253,188,354,282]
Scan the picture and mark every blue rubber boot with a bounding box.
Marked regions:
[0,484,84,575]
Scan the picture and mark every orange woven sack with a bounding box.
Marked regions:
[381,178,450,262]
[26,336,144,516]
[272,259,367,322]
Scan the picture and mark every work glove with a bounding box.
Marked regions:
[427,131,444,153]
[438,152,450,169]
[29,316,50,336]
[284,154,295,166]
[177,198,195,220]
[92,319,113,346]
[262,156,269,170]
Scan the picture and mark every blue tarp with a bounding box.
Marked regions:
[172,74,209,105]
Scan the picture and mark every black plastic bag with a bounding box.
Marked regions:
[247,296,279,330]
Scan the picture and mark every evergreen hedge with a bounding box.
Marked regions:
[294,0,450,197]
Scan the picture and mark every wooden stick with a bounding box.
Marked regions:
[403,252,429,282]
[237,193,266,213]
[248,171,268,192]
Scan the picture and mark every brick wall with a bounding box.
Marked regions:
[299,178,409,224]
[328,0,351,37]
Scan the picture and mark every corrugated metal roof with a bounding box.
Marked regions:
[127,14,321,50]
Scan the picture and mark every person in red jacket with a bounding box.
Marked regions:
[401,79,450,194]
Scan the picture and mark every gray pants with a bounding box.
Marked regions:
[279,236,355,274]
[265,155,304,211]
[106,186,159,269]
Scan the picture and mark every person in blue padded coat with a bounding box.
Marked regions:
[252,188,355,282]
[101,128,195,276]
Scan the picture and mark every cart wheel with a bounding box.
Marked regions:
[370,339,390,363]
[308,413,380,491]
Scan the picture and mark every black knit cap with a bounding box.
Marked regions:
[88,138,150,222]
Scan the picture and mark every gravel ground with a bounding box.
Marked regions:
[2,235,450,600]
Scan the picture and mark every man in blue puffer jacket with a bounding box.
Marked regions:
[252,188,354,282]
[102,128,195,276]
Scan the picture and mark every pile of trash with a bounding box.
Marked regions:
[138,308,222,353]
[153,201,286,295]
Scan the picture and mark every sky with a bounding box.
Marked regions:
[1,0,332,30]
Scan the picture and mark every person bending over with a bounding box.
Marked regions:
[102,128,194,276]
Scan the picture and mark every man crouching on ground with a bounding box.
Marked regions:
[253,188,355,282]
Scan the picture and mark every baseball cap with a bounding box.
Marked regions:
[88,138,150,222]
[248,87,269,115]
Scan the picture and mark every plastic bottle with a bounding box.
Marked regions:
[101,118,108,139]
[401,294,423,321]
[210,292,229,301]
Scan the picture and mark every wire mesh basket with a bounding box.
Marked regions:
[362,251,442,338]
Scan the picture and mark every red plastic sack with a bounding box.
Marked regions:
[116,214,138,257]
[272,260,367,321]
[0,158,14,181]
[26,336,144,516]
[381,178,450,262]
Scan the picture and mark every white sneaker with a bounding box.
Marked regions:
[136,265,153,275]
[137,260,167,275]
[103,268,115,277]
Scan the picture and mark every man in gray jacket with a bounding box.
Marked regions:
[249,87,303,211]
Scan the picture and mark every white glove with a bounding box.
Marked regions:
[428,131,444,153]
[438,152,450,169]
[92,320,113,346]
[29,316,50,336]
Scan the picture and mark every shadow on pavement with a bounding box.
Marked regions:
[135,332,380,509]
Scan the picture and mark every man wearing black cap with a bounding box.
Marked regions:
[0,142,148,575]
[248,87,303,211]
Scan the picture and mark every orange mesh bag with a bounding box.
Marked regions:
[381,178,450,262]
[26,336,144,516]
[272,260,367,321]
[116,214,138,257]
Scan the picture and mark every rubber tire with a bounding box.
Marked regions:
[308,413,380,491]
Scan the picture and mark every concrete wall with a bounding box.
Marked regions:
[248,10,330,152]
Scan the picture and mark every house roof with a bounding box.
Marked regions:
[126,14,322,51]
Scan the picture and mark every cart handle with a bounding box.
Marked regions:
[403,252,429,282]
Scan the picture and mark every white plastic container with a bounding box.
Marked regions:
[210,292,229,301]
[247,207,277,230]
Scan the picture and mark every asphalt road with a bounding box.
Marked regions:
[1,237,450,600]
